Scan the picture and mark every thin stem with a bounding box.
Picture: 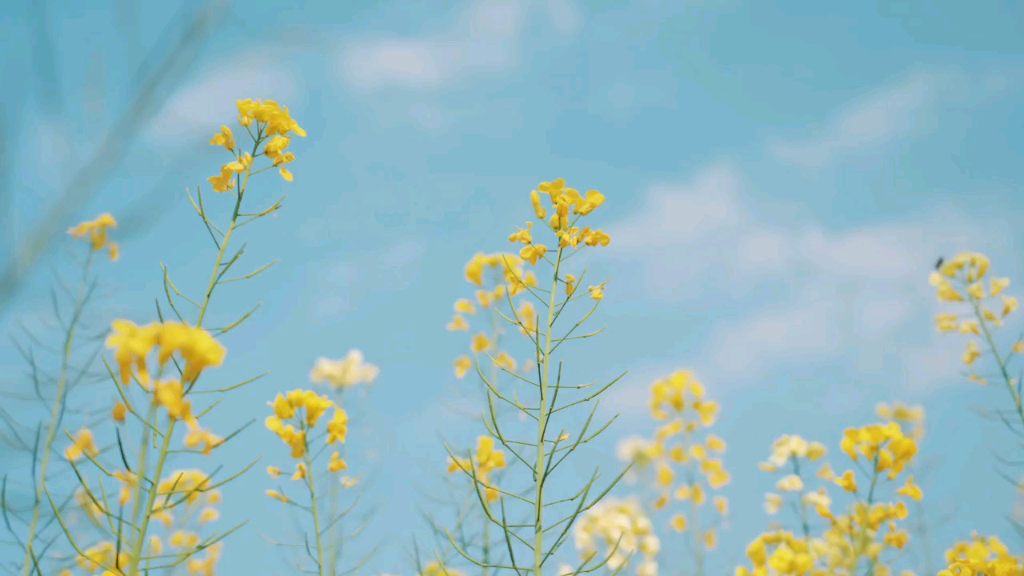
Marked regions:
[535,246,564,576]
[973,300,1024,429]
[791,456,811,543]
[304,419,325,576]
[22,251,94,575]
[125,135,256,575]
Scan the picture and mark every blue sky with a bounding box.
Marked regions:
[2,0,1023,574]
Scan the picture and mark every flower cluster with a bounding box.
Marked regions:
[611,371,728,575]
[264,389,349,502]
[67,212,119,261]
[572,497,660,576]
[446,435,507,504]
[449,252,538,380]
[101,320,227,457]
[758,434,829,518]
[207,99,306,192]
[837,422,919,484]
[105,320,226,388]
[615,435,663,484]
[737,425,922,576]
[68,540,131,575]
[511,178,610,299]
[874,402,926,443]
[64,428,99,462]
[309,349,380,390]
[929,252,1019,371]
[938,533,1023,575]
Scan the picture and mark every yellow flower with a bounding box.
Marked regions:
[1003,296,1019,316]
[112,402,127,423]
[67,213,119,259]
[447,315,469,331]
[105,319,160,386]
[210,125,235,151]
[65,428,99,461]
[266,489,289,503]
[454,355,473,379]
[656,463,674,487]
[588,285,604,301]
[575,190,605,216]
[495,351,517,372]
[267,466,282,479]
[454,298,477,315]
[509,222,533,245]
[582,228,611,247]
[565,274,577,296]
[896,475,923,501]
[329,451,348,472]
[520,244,547,266]
[991,277,1011,296]
[198,507,220,524]
[764,493,783,515]
[471,332,492,353]
[713,495,729,515]
[326,408,349,445]
[704,529,717,551]
[705,434,727,452]
[671,514,688,532]
[530,190,547,219]
[776,474,804,492]
[835,469,858,492]
[154,378,194,422]
[963,340,981,365]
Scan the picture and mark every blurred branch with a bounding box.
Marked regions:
[0,0,230,317]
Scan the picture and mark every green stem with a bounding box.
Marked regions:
[303,420,325,576]
[483,305,501,576]
[328,387,350,576]
[973,300,1024,429]
[851,454,880,576]
[791,456,812,543]
[912,499,935,576]
[683,430,705,576]
[125,137,256,575]
[535,246,564,576]
[22,251,94,575]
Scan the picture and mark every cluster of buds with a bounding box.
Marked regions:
[929,252,1020,370]
[67,212,119,261]
[207,99,306,192]
[264,389,350,503]
[939,533,1023,576]
[446,435,507,504]
[572,497,660,576]
[511,179,610,300]
[309,349,380,390]
[738,425,923,576]
[449,252,538,380]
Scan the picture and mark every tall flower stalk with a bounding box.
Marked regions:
[441,179,628,576]
[44,99,304,576]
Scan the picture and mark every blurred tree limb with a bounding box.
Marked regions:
[0,0,230,317]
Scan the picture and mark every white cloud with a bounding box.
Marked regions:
[770,73,938,168]
[603,161,1010,400]
[338,0,528,92]
[146,56,298,146]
